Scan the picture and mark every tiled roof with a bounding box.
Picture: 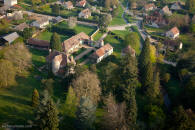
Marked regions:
[28,38,50,48]
[170,27,179,35]
[14,23,29,31]
[93,44,113,58]
[62,32,89,53]
[144,3,156,10]
[81,8,91,15]
[65,1,73,7]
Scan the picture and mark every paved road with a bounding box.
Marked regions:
[23,11,98,26]
[108,23,136,31]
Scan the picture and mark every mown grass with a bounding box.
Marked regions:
[110,4,126,26]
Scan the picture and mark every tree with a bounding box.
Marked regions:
[105,0,111,9]
[190,23,195,34]
[124,32,140,53]
[141,61,153,91]
[103,94,128,130]
[146,71,160,98]
[4,42,32,73]
[98,14,112,32]
[35,90,59,130]
[183,76,195,110]
[145,105,166,129]
[169,106,195,130]
[162,73,170,83]
[31,0,41,6]
[41,79,54,95]
[64,86,77,116]
[0,19,10,35]
[0,59,16,88]
[118,54,138,127]
[186,0,195,13]
[52,4,60,15]
[50,33,62,51]
[72,70,101,104]
[112,7,119,17]
[22,28,33,40]
[32,88,40,107]
[76,96,96,130]
[139,37,151,76]
[150,45,156,63]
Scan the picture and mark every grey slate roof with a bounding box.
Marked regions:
[3,32,19,43]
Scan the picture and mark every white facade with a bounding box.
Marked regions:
[32,20,49,29]
[96,48,113,63]
[4,0,17,6]
[166,31,179,39]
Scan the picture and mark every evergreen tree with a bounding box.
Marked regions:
[32,88,39,107]
[139,37,151,77]
[64,86,77,116]
[146,71,160,98]
[76,96,96,130]
[141,61,153,91]
[119,53,138,127]
[35,90,59,130]
[50,33,62,52]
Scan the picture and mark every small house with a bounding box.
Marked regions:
[160,6,172,16]
[163,39,183,51]
[170,2,182,10]
[0,32,19,46]
[62,32,90,54]
[4,0,17,6]
[91,44,113,63]
[31,18,49,29]
[52,16,64,23]
[76,0,86,7]
[144,3,156,11]
[64,1,74,10]
[79,8,91,19]
[166,27,179,39]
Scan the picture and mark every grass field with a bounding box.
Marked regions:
[37,22,96,42]
[110,5,126,26]
[93,31,104,41]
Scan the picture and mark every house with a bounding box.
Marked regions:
[121,45,136,57]
[170,2,182,10]
[0,32,19,45]
[4,0,17,6]
[160,6,172,16]
[52,16,64,23]
[76,0,86,7]
[163,39,183,51]
[91,44,113,63]
[62,32,90,54]
[31,18,49,29]
[27,38,50,49]
[166,27,179,39]
[46,51,76,75]
[144,3,156,11]
[79,8,91,19]
[145,11,167,27]
[14,22,29,31]
[0,6,10,15]
[63,1,74,10]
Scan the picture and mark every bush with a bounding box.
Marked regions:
[51,26,76,36]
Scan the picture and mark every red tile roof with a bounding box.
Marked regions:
[170,27,179,35]
[93,44,113,58]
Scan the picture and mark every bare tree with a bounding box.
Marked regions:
[72,70,101,104]
[103,94,128,130]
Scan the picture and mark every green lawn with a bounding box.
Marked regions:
[104,33,125,58]
[110,4,126,26]
[111,30,129,40]
[0,48,48,125]
[36,30,68,42]
[93,31,104,41]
